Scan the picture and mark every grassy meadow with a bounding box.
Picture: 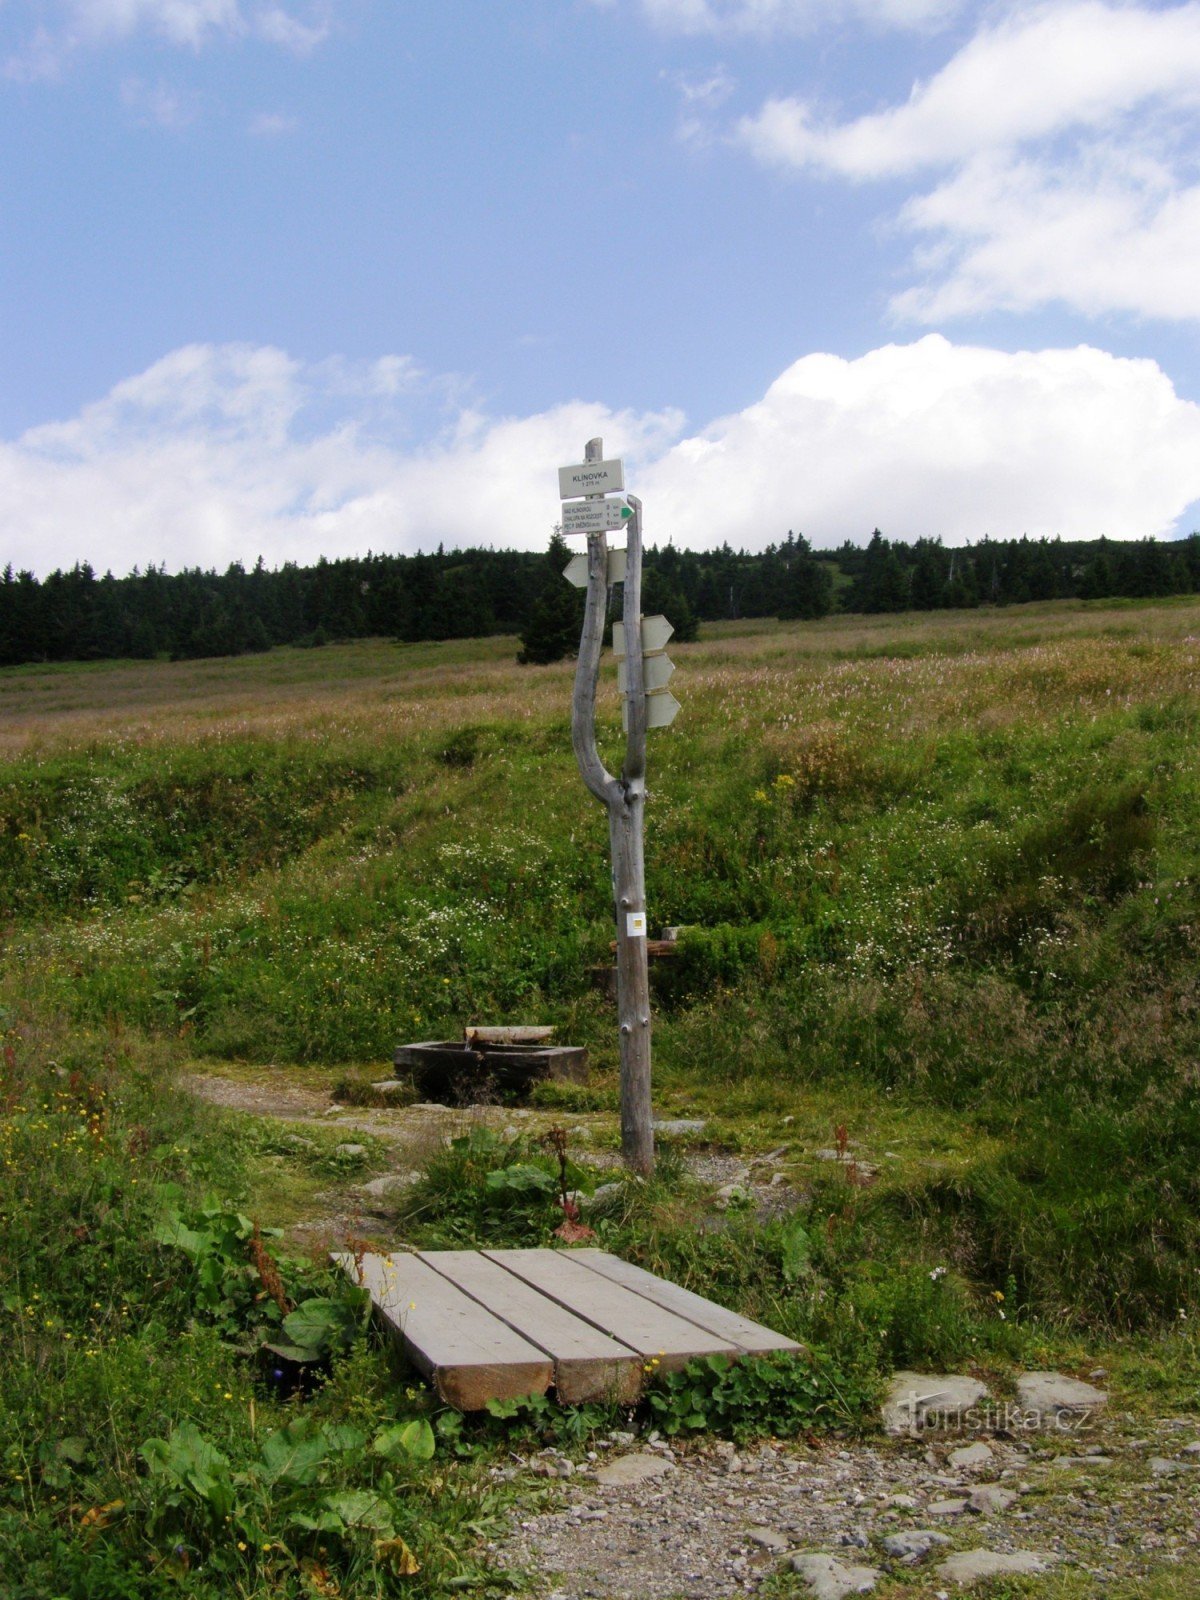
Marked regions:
[2,596,1200,1596]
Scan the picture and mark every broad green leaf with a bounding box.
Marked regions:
[323,1489,394,1535]
[257,1420,329,1486]
[291,1509,346,1533]
[264,1341,322,1364]
[373,1418,435,1462]
[281,1297,356,1356]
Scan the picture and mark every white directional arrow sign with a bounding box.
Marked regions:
[561,498,633,536]
[618,653,674,693]
[612,615,674,657]
[623,691,681,731]
[558,458,625,499]
[563,548,628,589]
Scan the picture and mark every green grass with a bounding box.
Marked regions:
[3,597,1200,1593]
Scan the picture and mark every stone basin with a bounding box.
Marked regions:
[392,1039,588,1105]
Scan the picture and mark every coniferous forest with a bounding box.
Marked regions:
[2,526,1199,668]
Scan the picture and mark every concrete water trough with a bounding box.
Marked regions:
[393,1025,587,1105]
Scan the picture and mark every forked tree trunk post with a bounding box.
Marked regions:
[570,437,654,1176]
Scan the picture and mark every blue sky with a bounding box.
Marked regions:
[3,0,1200,575]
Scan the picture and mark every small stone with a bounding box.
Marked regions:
[592,1452,675,1487]
[1149,1457,1190,1476]
[1013,1371,1107,1428]
[882,1530,951,1561]
[771,1171,790,1186]
[334,1142,367,1158]
[1182,1440,1200,1455]
[888,1494,919,1510]
[359,1172,420,1198]
[716,1182,750,1208]
[652,1118,707,1136]
[371,1079,407,1093]
[582,1182,624,1209]
[968,1484,1016,1515]
[747,1527,790,1553]
[935,1550,1054,1586]
[927,1499,968,1517]
[948,1442,993,1470]
[882,1373,990,1436]
[789,1553,879,1598]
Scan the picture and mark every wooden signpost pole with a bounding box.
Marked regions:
[568,437,655,1176]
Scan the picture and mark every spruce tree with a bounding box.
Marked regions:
[517,533,584,664]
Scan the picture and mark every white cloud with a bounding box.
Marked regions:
[634,0,959,35]
[736,1,1200,324]
[663,66,735,147]
[0,345,683,577]
[3,338,1198,578]
[894,146,1200,321]
[738,1,1200,177]
[248,110,298,137]
[643,336,1200,546]
[121,75,198,129]
[2,0,328,74]
[60,0,242,47]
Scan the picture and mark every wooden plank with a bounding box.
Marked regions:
[568,1249,802,1356]
[421,1250,644,1405]
[464,1025,555,1045]
[483,1248,733,1373]
[333,1252,552,1411]
[609,939,678,958]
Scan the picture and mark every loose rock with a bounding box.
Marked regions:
[882,1373,989,1436]
[358,1172,420,1198]
[882,1529,951,1560]
[948,1442,993,1470]
[1014,1371,1107,1428]
[746,1527,790,1553]
[789,1553,879,1598]
[936,1549,1054,1586]
[967,1484,1016,1515]
[592,1453,675,1488]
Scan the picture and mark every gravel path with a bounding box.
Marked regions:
[498,1418,1200,1597]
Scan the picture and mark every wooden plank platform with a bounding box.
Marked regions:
[568,1249,801,1356]
[337,1247,801,1409]
[423,1249,643,1405]
[333,1251,554,1411]
[484,1247,734,1373]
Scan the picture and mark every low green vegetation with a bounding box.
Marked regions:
[3,596,1199,1594]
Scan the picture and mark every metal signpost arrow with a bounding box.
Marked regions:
[562,498,634,536]
[563,548,627,589]
[618,653,674,694]
[612,615,674,657]
[562,437,679,1177]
